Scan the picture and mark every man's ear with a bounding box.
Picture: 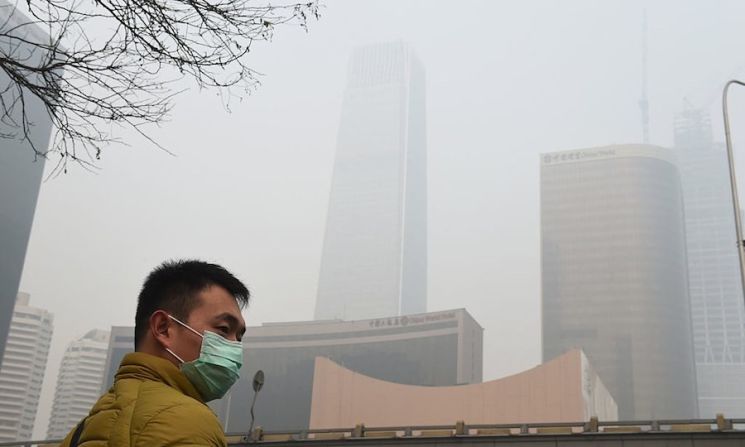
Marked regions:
[150,310,174,349]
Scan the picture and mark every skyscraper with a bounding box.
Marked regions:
[315,42,427,321]
[674,107,745,417]
[47,329,110,439]
[0,293,53,441]
[0,1,53,365]
[541,144,698,419]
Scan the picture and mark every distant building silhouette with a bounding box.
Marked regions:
[315,42,427,321]
[674,107,745,417]
[100,326,134,394]
[541,145,698,419]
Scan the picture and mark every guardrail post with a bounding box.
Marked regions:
[352,423,365,438]
[250,427,263,442]
[585,416,599,432]
[455,420,466,436]
[717,413,733,431]
[520,424,529,434]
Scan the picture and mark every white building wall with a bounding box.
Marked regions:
[0,293,53,441]
[580,351,619,421]
[47,329,110,439]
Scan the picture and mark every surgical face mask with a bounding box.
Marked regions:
[165,315,243,402]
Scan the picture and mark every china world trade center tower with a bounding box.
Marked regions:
[315,42,427,321]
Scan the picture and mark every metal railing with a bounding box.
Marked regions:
[3,416,745,446]
[237,415,742,442]
[0,415,745,447]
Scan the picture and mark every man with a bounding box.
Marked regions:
[60,260,249,446]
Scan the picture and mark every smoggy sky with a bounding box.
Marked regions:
[16,0,745,437]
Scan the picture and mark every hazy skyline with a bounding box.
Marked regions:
[14,0,745,438]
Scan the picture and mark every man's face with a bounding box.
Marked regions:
[170,285,247,363]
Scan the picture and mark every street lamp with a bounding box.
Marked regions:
[249,370,265,440]
[722,79,745,304]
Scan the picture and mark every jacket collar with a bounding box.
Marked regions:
[116,352,204,403]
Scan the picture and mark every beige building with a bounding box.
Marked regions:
[309,349,617,429]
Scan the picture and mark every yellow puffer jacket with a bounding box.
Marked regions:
[60,352,227,447]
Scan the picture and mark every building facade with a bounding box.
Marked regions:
[541,144,698,419]
[47,329,110,438]
[0,1,53,368]
[674,108,745,417]
[100,326,135,394]
[102,309,482,432]
[309,349,617,429]
[223,309,481,431]
[315,41,427,321]
[0,293,53,441]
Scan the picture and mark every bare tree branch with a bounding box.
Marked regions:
[0,0,320,172]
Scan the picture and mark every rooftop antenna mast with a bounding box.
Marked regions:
[640,9,650,144]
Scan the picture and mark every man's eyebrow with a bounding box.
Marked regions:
[214,312,246,334]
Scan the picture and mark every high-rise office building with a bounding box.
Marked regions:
[315,42,427,321]
[541,144,698,419]
[47,329,110,439]
[0,293,53,441]
[674,108,745,417]
[0,1,54,368]
[103,309,482,431]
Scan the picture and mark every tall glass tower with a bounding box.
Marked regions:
[541,144,698,419]
[315,42,427,321]
[0,1,53,367]
[675,108,745,417]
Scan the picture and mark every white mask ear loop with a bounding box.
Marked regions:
[165,347,185,364]
[164,314,202,364]
[168,315,204,339]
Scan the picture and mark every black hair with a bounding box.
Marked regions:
[134,259,249,348]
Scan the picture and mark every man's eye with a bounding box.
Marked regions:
[217,326,229,334]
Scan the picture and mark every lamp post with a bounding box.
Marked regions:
[722,79,745,304]
[249,370,265,440]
